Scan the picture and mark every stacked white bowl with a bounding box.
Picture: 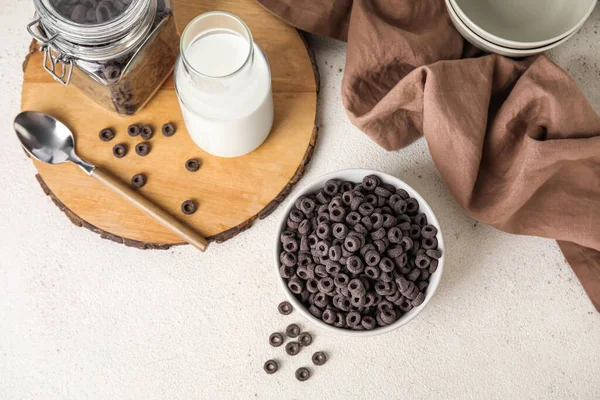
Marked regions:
[446,0,597,57]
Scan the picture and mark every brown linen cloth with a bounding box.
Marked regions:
[258,0,600,311]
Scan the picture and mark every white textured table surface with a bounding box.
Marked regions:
[1,3,600,399]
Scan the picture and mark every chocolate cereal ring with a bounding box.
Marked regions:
[400,236,414,251]
[306,278,319,293]
[131,173,147,189]
[345,211,361,226]
[353,223,368,236]
[112,143,127,158]
[328,244,342,261]
[127,124,141,136]
[278,301,293,315]
[299,198,316,215]
[283,238,299,254]
[312,351,327,366]
[322,309,336,325]
[405,198,419,214]
[135,142,150,156]
[346,311,362,327]
[415,254,431,269]
[414,213,428,227]
[383,214,398,228]
[337,297,352,312]
[269,332,284,347]
[407,268,421,282]
[346,256,364,274]
[317,277,335,294]
[387,227,403,243]
[364,292,378,307]
[426,249,442,259]
[279,265,295,279]
[161,122,176,137]
[344,235,361,252]
[329,207,346,222]
[380,309,397,325]
[361,316,376,330]
[370,212,384,230]
[364,249,381,266]
[295,367,310,382]
[325,261,341,275]
[323,180,340,196]
[185,158,201,172]
[264,360,278,374]
[377,299,393,312]
[387,245,404,258]
[309,305,323,319]
[373,239,389,253]
[422,237,438,250]
[412,291,426,307]
[370,227,386,241]
[393,200,407,214]
[399,298,414,312]
[288,279,304,295]
[316,191,330,205]
[314,292,329,308]
[316,213,330,225]
[286,324,301,338]
[140,125,153,140]
[351,295,366,308]
[333,312,346,328]
[333,273,349,288]
[281,252,297,267]
[340,182,354,193]
[380,271,394,282]
[379,257,395,272]
[298,332,312,347]
[358,202,375,216]
[99,128,115,142]
[361,215,373,231]
[181,200,197,215]
[362,175,379,191]
[364,266,380,280]
[315,264,327,278]
[429,259,439,274]
[298,220,311,235]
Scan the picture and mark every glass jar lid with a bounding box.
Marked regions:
[32,0,156,61]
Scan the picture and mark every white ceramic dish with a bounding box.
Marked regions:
[446,0,576,58]
[450,0,596,49]
[273,169,445,337]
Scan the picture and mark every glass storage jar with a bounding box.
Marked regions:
[27,0,179,115]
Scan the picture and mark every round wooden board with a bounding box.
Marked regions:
[21,0,318,249]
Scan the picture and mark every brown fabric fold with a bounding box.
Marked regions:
[258,0,600,311]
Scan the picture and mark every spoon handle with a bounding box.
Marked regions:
[91,168,208,252]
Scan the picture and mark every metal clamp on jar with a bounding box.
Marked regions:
[27,0,179,115]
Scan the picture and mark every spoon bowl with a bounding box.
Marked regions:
[14,111,94,173]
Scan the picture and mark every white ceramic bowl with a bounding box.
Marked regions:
[274,169,445,337]
[446,0,577,58]
[450,0,596,49]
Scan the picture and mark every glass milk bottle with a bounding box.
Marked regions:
[175,12,274,158]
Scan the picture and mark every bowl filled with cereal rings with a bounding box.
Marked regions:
[275,169,444,336]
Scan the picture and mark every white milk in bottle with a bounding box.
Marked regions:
[175,12,274,158]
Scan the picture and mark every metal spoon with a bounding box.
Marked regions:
[14,111,208,251]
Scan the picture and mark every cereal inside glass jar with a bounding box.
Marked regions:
[28,0,179,115]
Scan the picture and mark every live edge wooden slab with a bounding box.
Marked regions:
[20,0,319,249]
